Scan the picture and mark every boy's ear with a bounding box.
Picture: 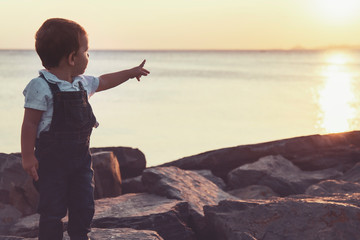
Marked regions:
[67,51,76,66]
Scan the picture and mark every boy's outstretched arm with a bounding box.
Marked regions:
[21,108,43,181]
[96,60,150,92]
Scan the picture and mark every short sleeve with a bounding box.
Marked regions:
[23,78,51,111]
[79,75,99,98]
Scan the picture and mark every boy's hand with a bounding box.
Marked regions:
[97,60,150,92]
[22,155,39,181]
[130,60,150,81]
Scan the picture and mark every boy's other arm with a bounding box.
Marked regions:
[96,60,150,92]
[21,108,43,181]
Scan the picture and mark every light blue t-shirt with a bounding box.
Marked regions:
[23,70,100,137]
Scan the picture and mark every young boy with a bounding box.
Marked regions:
[21,18,150,240]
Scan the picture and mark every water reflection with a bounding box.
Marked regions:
[317,52,358,133]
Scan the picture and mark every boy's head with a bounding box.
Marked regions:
[35,18,87,69]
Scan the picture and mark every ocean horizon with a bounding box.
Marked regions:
[1,49,360,166]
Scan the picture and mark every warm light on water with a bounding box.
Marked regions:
[316,53,358,133]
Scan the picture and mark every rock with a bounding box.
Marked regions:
[59,228,164,240]
[2,228,164,240]
[122,176,146,194]
[191,170,226,190]
[10,193,195,240]
[0,204,22,235]
[0,153,38,216]
[92,151,122,199]
[142,166,235,239]
[91,147,146,179]
[86,228,164,240]
[227,185,279,199]
[305,180,360,196]
[92,193,195,240]
[7,214,40,238]
[0,236,29,240]
[234,232,258,240]
[227,155,342,196]
[142,166,235,217]
[339,162,360,183]
[159,131,360,179]
[204,194,360,240]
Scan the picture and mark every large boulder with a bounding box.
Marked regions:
[227,155,342,196]
[305,180,360,196]
[92,193,195,240]
[9,193,195,240]
[0,153,38,217]
[159,131,360,179]
[91,147,146,179]
[142,166,234,217]
[204,194,360,240]
[92,151,122,199]
[142,166,235,239]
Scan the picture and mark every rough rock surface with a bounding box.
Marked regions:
[227,155,342,196]
[142,167,234,217]
[0,236,27,240]
[0,203,22,235]
[122,176,145,194]
[204,194,360,240]
[91,147,146,179]
[9,193,194,240]
[142,166,235,239]
[339,162,360,183]
[305,179,360,196]
[7,214,41,238]
[160,131,360,179]
[1,228,164,240]
[92,151,122,199]
[85,228,164,240]
[0,153,38,217]
[91,193,195,240]
[227,185,279,199]
[191,170,226,190]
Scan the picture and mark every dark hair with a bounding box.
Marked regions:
[35,18,87,69]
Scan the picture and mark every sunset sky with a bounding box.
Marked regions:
[1,0,360,50]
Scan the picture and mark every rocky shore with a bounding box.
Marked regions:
[2,131,360,239]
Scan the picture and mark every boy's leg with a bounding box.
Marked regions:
[36,169,68,240]
[67,153,95,240]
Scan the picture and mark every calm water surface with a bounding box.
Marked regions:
[1,50,360,166]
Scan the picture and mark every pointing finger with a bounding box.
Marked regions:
[139,60,146,68]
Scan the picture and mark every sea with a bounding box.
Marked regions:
[1,49,360,166]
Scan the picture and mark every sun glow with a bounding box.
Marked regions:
[314,0,360,23]
[317,53,358,133]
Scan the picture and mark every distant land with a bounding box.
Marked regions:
[291,44,360,51]
[1,45,360,51]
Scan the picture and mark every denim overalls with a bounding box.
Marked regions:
[35,75,97,240]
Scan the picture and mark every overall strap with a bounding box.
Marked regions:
[39,74,60,94]
[78,81,85,91]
